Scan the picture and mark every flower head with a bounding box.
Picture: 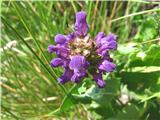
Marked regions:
[48,11,117,88]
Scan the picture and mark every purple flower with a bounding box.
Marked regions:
[50,58,64,67]
[55,34,67,44]
[48,45,70,58]
[99,60,116,72]
[96,33,117,57]
[74,11,89,37]
[58,67,73,84]
[95,32,106,47]
[69,55,87,69]
[69,55,88,83]
[93,73,106,88]
[48,45,57,53]
[56,47,70,58]
[48,11,117,88]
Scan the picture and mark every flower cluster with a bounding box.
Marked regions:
[48,11,117,88]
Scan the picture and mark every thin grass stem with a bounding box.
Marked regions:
[111,8,160,23]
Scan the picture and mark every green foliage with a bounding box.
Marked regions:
[1,1,160,120]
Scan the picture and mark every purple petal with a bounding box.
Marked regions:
[101,33,116,43]
[95,32,106,47]
[69,55,87,69]
[58,67,73,84]
[96,34,117,57]
[95,33,117,49]
[100,33,117,50]
[97,40,117,53]
[55,34,66,44]
[97,79,106,88]
[74,11,89,37]
[99,60,116,72]
[56,46,70,58]
[69,55,88,83]
[50,58,63,67]
[76,11,87,23]
[93,73,106,88]
[48,45,70,57]
[71,74,83,83]
[73,68,86,76]
[96,50,107,57]
[107,41,117,50]
[62,59,70,68]
[71,68,86,83]
[96,49,110,58]
[48,45,58,53]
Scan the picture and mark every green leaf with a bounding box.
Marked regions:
[108,105,145,120]
[117,43,137,55]
[75,78,120,106]
[120,71,160,93]
[128,44,160,67]
[134,15,159,41]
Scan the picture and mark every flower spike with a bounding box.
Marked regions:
[48,11,117,88]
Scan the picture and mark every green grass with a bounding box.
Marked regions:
[1,1,160,120]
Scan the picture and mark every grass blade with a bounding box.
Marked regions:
[1,17,68,94]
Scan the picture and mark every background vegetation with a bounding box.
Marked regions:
[1,1,160,120]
